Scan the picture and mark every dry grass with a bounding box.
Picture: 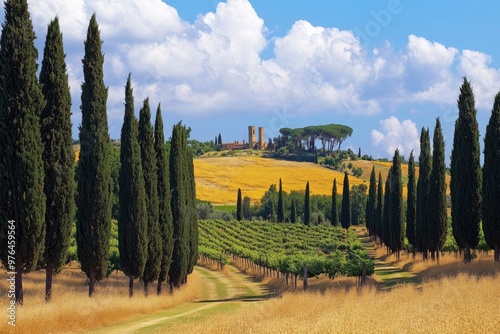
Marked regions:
[0,264,203,334]
[194,156,365,204]
[172,273,500,334]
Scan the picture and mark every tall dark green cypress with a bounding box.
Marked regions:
[76,14,111,297]
[428,118,447,259]
[40,17,75,302]
[331,179,339,227]
[483,92,500,262]
[416,128,431,258]
[186,145,198,281]
[154,104,174,294]
[237,188,243,221]
[290,200,297,223]
[218,133,222,146]
[341,172,351,229]
[304,182,311,226]
[0,0,46,304]
[405,151,416,253]
[451,78,482,262]
[169,123,190,289]
[277,179,285,223]
[118,75,147,298]
[366,166,377,236]
[382,172,392,248]
[138,98,161,295]
[389,149,404,257]
[376,172,384,244]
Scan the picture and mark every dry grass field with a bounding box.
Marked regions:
[0,264,204,334]
[194,156,365,204]
[171,272,500,334]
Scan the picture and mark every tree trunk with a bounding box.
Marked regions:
[89,268,95,297]
[144,281,149,296]
[157,280,162,295]
[169,282,174,295]
[129,275,134,298]
[464,243,471,263]
[45,260,53,302]
[303,263,308,291]
[15,262,23,305]
[494,244,499,262]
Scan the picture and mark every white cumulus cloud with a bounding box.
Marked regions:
[370,116,420,157]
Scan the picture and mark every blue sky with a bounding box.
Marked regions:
[12,0,500,160]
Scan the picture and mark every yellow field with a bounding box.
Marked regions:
[173,273,500,334]
[0,264,203,334]
[194,156,365,204]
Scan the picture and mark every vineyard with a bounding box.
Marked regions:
[198,220,374,285]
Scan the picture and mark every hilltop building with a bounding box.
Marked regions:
[221,125,267,150]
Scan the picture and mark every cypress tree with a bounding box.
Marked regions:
[389,149,404,258]
[40,17,75,302]
[406,151,416,254]
[186,145,198,280]
[154,104,174,295]
[0,0,46,304]
[304,182,311,226]
[138,98,161,295]
[169,123,190,289]
[416,128,431,259]
[118,75,147,298]
[243,196,251,220]
[382,171,392,248]
[376,172,384,244]
[483,92,500,262]
[366,166,377,236]
[76,14,111,297]
[451,78,482,262]
[237,188,243,221]
[218,133,222,146]
[290,200,297,223]
[331,179,339,227]
[341,172,351,229]
[428,118,447,260]
[277,179,285,223]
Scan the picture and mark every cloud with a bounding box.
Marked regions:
[370,116,420,157]
[5,0,500,139]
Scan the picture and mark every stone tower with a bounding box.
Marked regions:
[248,126,256,149]
[258,127,265,149]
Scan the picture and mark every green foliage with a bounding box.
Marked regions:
[482,92,500,261]
[388,149,404,253]
[352,167,363,178]
[154,105,174,291]
[139,98,161,290]
[198,219,373,279]
[331,179,339,227]
[366,167,377,235]
[40,17,75,277]
[428,118,447,254]
[277,179,285,223]
[416,128,431,253]
[243,196,252,220]
[76,14,112,287]
[109,144,120,220]
[118,75,147,283]
[451,78,482,261]
[341,172,351,229]
[405,151,416,249]
[290,199,297,223]
[376,172,384,243]
[351,184,367,226]
[304,182,311,225]
[236,188,243,221]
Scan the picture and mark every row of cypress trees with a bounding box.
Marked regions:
[0,1,197,303]
[366,78,500,263]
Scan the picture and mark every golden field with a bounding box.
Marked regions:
[0,264,204,334]
[194,156,365,204]
[170,273,500,334]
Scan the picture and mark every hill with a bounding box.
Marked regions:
[194,155,365,204]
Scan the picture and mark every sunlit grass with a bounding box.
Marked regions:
[0,264,203,334]
[194,156,365,204]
